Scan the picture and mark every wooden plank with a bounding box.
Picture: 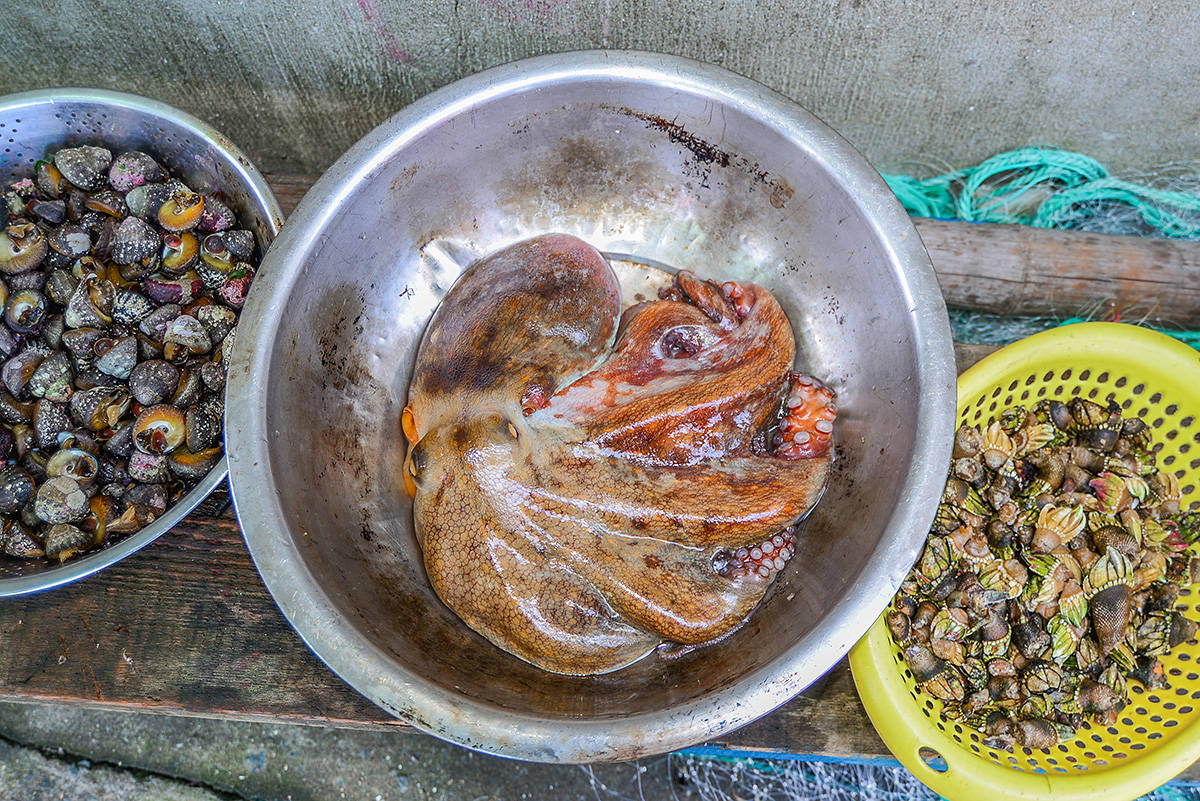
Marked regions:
[264,173,1200,326]
[915,218,1200,324]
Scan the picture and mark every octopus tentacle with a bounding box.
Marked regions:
[715,527,799,579]
[775,373,838,460]
[523,444,831,549]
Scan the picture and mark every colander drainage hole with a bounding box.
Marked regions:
[918,747,948,774]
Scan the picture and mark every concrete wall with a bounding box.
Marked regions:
[2,0,1197,176]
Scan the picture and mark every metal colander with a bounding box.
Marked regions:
[851,322,1200,801]
[0,88,282,596]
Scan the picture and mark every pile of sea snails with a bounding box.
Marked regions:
[891,397,1200,751]
[0,144,253,562]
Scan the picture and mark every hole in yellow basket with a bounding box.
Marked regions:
[919,747,948,773]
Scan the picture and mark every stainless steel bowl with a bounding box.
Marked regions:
[227,51,955,762]
[0,88,282,596]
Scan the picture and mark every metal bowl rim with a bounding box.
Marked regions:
[0,86,283,597]
[227,49,956,762]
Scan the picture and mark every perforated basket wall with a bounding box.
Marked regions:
[850,322,1200,801]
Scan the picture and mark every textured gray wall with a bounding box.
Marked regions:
[2,0,1196,176]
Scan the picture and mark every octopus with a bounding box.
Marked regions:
[402,234,837,675]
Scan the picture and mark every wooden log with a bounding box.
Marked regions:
[263,173,1200,326]
[915,217,1200,324]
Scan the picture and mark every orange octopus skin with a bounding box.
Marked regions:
[404,233,836,675]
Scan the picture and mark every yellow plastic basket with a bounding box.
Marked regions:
[849,322,1200,801]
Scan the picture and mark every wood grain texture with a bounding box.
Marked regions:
[915,218,1200,324]
[2,1,1198,177]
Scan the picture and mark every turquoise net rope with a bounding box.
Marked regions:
[882,147,1200,347]
[882,146,1200,238]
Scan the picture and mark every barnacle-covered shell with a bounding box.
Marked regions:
[33,398,70,450]
[222,229,255,260]
[95,335,138,380]
[1032,504,1086,553]
[128,359,180,406]
[124,482,168,513]
[185,403,221,452]
[0,466,34,514]
[70,386,132,432]
[217,272,253,308]
[26,349,72,403]
[108,151,165,193]
[127,451,170,483]
[53,146,112,191]
[110,216,159,266]
[42,523,91,561]
[196,195,236,234]
[1,520,43,558]
[33,475,89,523]
[198,360,225,392]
